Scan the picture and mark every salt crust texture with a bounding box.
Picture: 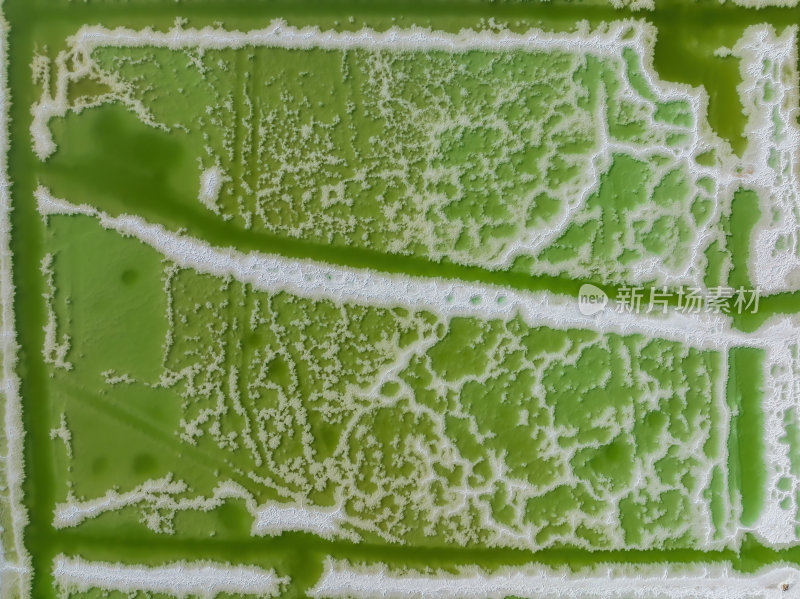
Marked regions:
[734,27,800,291]
[28,19,766,289]
[0,2,30,598]
[37,187,800,550]
[36,188,733,552]
[52,555,287,599]
[309,559,800,599]
[18,17,800,598]
[33,187,782,353]
[733,0,800,7]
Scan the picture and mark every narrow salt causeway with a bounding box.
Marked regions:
[53,555,288,598]
[309,560,800,599]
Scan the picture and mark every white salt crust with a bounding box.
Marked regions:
[48,19,662,54]
[33,186,765,352]
[309,559,800,599]
[37,187,800,549]
[52,555,288,598]
[30,20,800,293]
[52,474,355,541]
[0,2,31,597]
[253,502,349,538]
[197,165,227,214]
[733,0,799,7]
[31,19,741,290]
[735,26,800,292]
[26,17,800,561]
[40,253,72,371]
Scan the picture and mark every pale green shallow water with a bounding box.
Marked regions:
[7,1,800,597]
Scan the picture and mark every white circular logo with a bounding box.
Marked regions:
[578,284,608,316]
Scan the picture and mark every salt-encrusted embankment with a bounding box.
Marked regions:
[733,26,800,292]
[34,185,767,354]
[0,2,31,597]
[53,555,288,598]
[309,559,800,599]
[53,474,356,540]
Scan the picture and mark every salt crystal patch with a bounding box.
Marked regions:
[198,166,227,213]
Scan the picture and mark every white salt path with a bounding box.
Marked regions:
[63,20,667,55]
[53,475,190,529]
[53,474,355,541]
[34,186,772,353]
[0,3,31,598]
[252,502,347,538]
[53,555,288,599]
[309,559,800,599]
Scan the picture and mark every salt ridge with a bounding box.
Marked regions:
[53,555,288,599]
[53,474,357,541]
[0,1,31,597]
[34,186,767,351]
[309,559,800,599]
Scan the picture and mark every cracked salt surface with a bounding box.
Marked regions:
[26,19,760,289]
[36,186,800,549]
[20,16,800,596]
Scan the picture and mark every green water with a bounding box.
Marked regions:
[728,189,760,292]
[36,101,783,325]
[36,213,734,597]
[35,80,794,324]
[44,214,728,549]
[62,36,707,285]
[8,0,800,597]
[726,348,766,529]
